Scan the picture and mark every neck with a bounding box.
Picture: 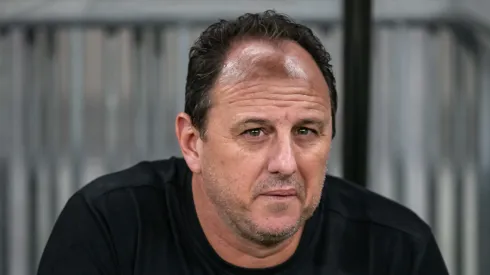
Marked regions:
[192,175,303,269]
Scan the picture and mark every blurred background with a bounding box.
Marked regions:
[0,0,489,274]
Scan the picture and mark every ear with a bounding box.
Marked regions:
[175,112,202,173]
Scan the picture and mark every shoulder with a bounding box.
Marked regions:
[39,157,190,272]
[323,175,431,241]
[75,157,189,207]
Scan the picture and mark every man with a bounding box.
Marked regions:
[37,10,448,275]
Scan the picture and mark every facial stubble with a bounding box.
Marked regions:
[201,161,325,247]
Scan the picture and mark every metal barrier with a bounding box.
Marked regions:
[0,1,489,275]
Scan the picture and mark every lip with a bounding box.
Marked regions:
[261,189,297,196]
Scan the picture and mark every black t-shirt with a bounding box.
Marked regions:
[37,157,449,275]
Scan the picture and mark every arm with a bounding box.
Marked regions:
[37,194,117,275]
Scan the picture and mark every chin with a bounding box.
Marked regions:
[256,215,302,234]
[249,219,301,245]
[243,200,307,242]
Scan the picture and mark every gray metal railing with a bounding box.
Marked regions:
[0,1,489,275]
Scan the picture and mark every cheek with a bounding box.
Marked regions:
[297,143,330,191]
[202,138,264,199]
[301,161,327,211]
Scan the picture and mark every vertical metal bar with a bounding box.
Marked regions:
[0,27,12,275]
[458,36,479,275]
[154,26,168,158]
[132,27,150,161]
[69,28,85,191]
[83,29,104,185]
[103,28,122,172]
[174,24,190,157]
[24,27,39,275]
[159,25,187,158]
[149,27,163,160]
[452,30,485,275]
[34,28,53,269]
[424,25,441,232]
[367,24,382,192]
[400,28,429,222]
[46,28,59,226]
[55,29,71,214]
[342,0,373,186]
[435,28,457,275]
[0,161,6,275]
[8,27,29,275]
[367,25,396,199]
[477,48,490,275]
[177,24,189,114]
[144,28,156,160]
[26,27,37,275]
[452,34,468,275]
[391,24,409,203]
[161,26,176,158]
[129,28,139,163]
[118,28,132,167]
[140,28,150,160]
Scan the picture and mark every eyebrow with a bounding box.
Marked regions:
[298,118,327,132]
[231,118,271,130]
[238,118,270,125]
[231,117,329,132]
[229,118,269,135]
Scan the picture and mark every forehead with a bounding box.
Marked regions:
[216,39,328,93]
[207,39,331,124]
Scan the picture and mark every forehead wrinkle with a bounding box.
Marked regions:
[229,96,329,112]
[218,86,330,116]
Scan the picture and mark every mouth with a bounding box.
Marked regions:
[261,188,297,197]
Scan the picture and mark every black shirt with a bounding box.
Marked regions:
[37,157,449,275]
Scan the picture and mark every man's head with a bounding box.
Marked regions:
[176,10,337,246]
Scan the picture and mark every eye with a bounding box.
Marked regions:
[242,128,264,137]
[296,127,317,136]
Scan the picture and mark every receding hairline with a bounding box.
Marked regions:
[218,38,311,86]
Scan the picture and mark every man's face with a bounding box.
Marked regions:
[197,39,332,245]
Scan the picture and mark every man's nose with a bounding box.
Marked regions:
[267,135,297,176]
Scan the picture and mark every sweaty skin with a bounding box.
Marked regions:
[219,40,309,84]
[177,39,332,269]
